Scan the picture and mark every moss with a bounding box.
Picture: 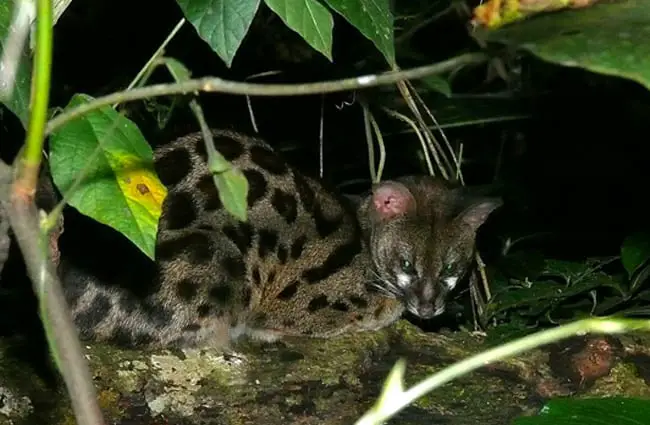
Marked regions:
[96,389,123,419]
[587,362,650,397]
[3,321,650,425]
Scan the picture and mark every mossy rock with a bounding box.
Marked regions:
[2,320,650,425]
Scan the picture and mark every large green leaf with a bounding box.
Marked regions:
[474,0,650,91]
[0,0,32,127]
[49,94,166,260]
[264,0,334,61]
[514,397,650,425]
[621,231,650,279]
[176,0,261,67]
[322,0,395,67]
[487,258,625,319]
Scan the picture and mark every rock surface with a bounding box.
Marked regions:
[2,320,650,425]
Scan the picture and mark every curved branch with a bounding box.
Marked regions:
[46,52,488,136]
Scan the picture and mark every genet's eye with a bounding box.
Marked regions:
[400,259,415,274]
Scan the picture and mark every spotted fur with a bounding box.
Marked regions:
[60,130,403,349]
[59,130,500,349]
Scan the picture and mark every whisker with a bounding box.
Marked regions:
[365,279,394,297]
[366,267,403,299]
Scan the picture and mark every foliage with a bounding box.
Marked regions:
[0,0,32,125]
[49,94,166,260]
[177,0,395,67]
[474,0,650,91]
[164,57,250,222]
[478,232,650,333]
[513,397,650,425]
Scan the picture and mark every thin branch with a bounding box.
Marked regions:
[46,52,488,136]
[382,107,436,176]
[6,1,106,425]
[355,317,650,425]
[395,81,453,180]
[406,80,462,183]
[6,190,105,425]
[368,112,386,183]
[119,18,186,100]
[362,102,376,183]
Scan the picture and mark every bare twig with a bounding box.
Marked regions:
[46,52,488,136]
[5,178,104,425]
[117,17,186,106]
[362,101,376,183]
[382,107,435,176]
[368,112,386,183]
[5,0,106,424]
[356,317,650,425]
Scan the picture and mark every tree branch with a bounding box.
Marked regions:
[46,52,488,136]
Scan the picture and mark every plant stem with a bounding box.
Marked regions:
[355,317,650,425]
[7,1,106,425]
[18,0,52,192]
[46,52,488,136]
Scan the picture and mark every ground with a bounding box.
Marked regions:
[2,320,650,425]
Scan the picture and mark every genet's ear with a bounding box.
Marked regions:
[371,181,416,221]
[457,197,502,232]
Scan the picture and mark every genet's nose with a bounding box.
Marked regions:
[416,304,436,319]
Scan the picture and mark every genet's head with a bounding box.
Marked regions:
[363,176,502,319]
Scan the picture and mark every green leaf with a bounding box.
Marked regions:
[0,0,32,127]
[487,259,625,319]
[49,93,166,260]
[474,0,650,92]
[176,0,261,67]
[163,57,192,81]
[213,168,248,222]
[162,56,249,221]
[264,0,333,61]
[419,75,451,97]
[207,149,232,174]
[621,231,650,278]
[322,0,395,67]
[513,397,650,425]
